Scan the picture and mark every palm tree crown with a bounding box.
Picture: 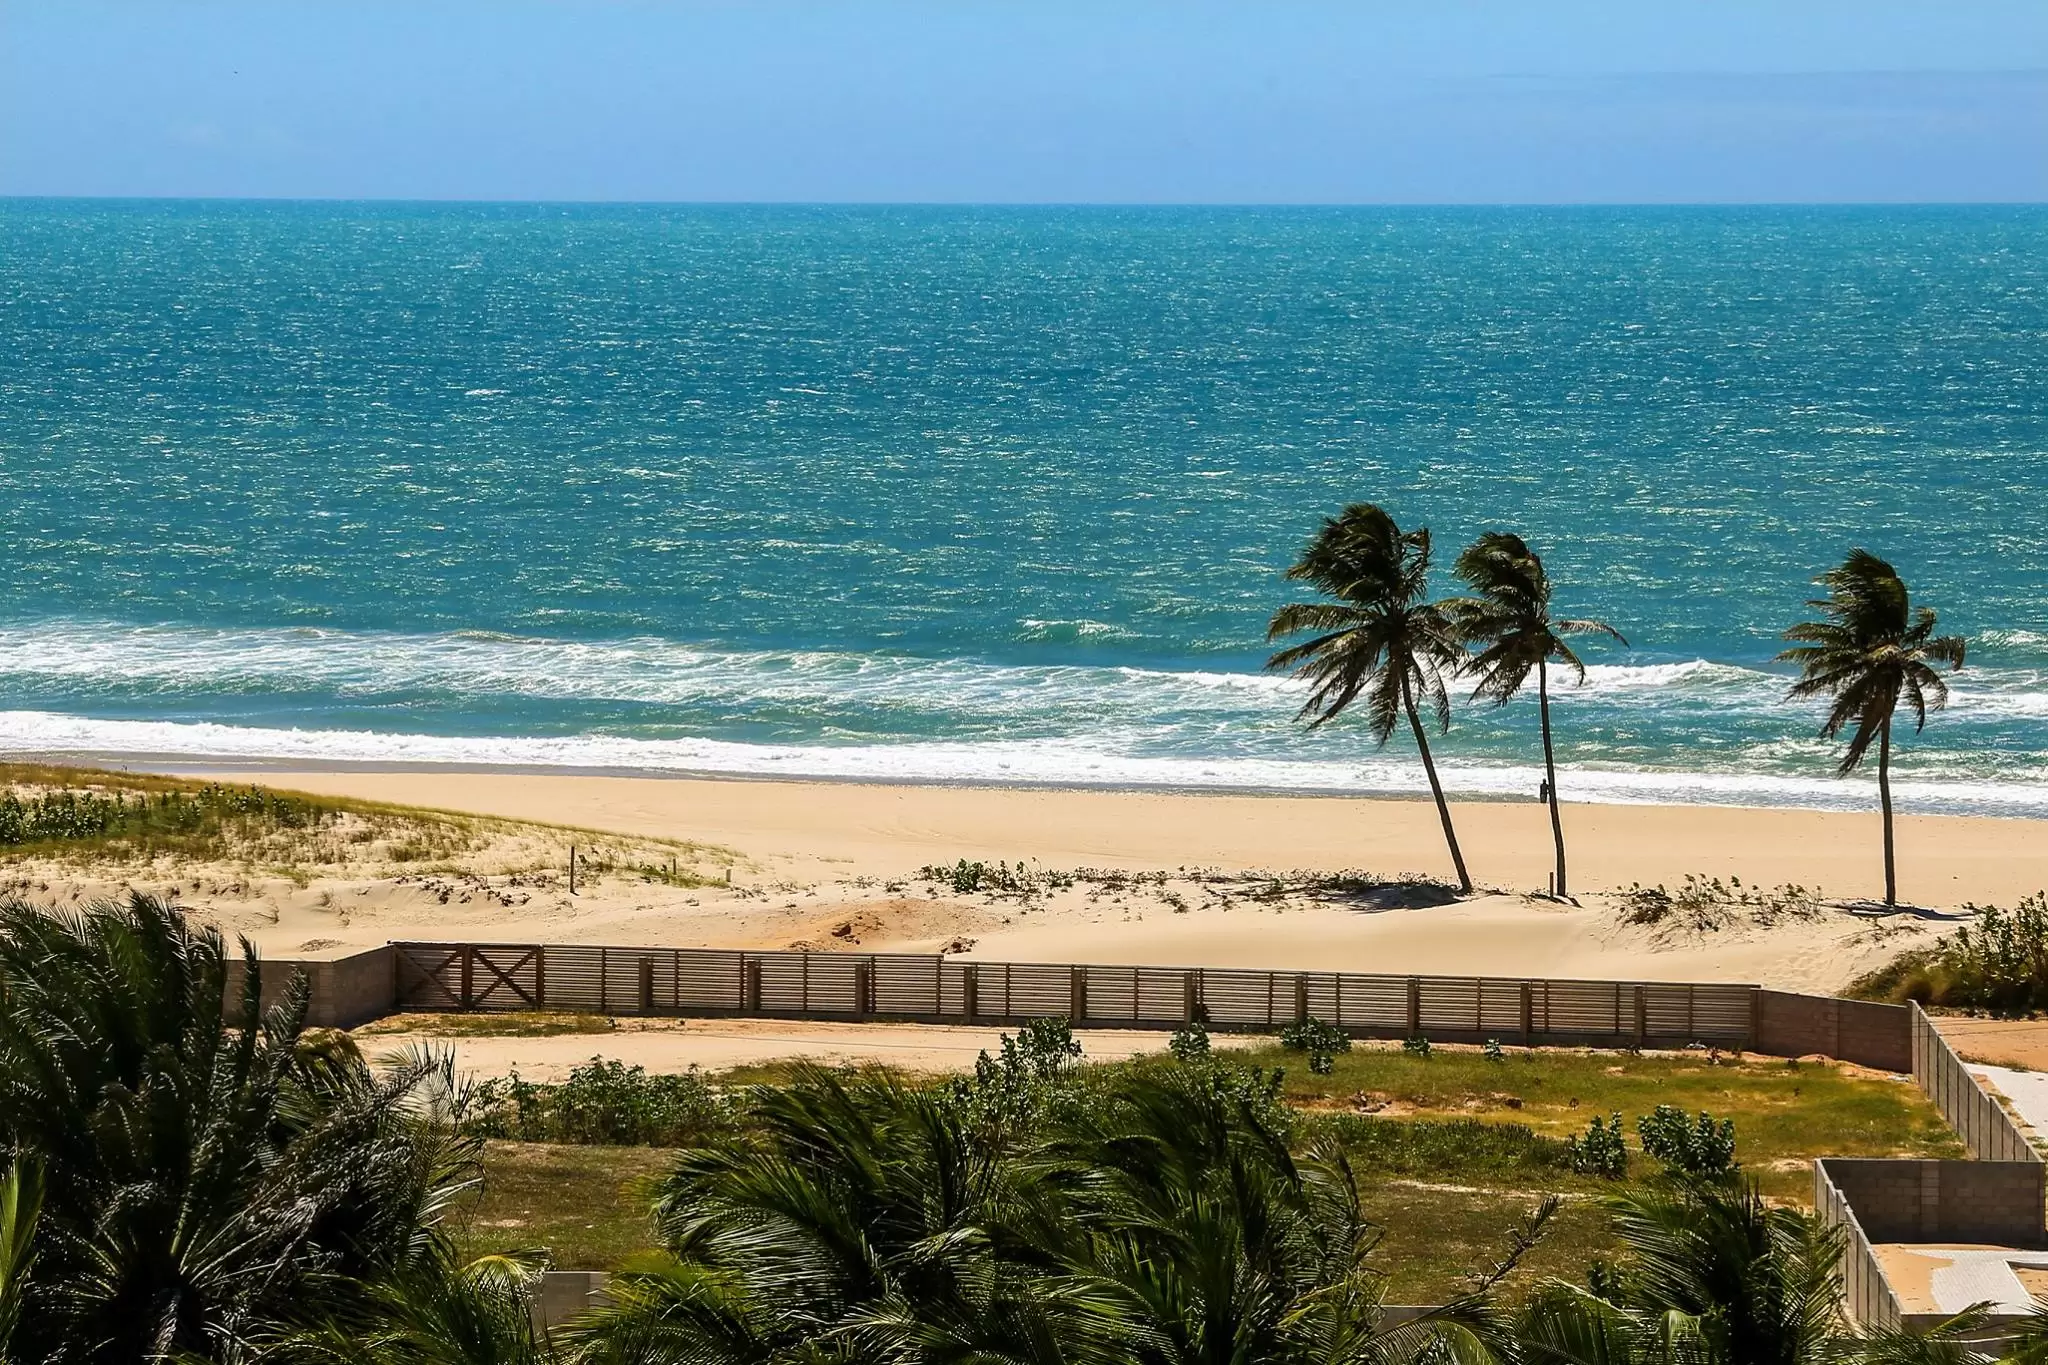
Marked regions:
[1778,549,1964,775]
[1266,504,1463,742]
[1447,532,1625,705]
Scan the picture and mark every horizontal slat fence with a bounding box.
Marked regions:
[1911,1002,2042,1163]
[391,941,1759,1048]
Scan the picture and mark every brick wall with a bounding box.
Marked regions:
[1821,1158,2046,1248]
[1755,990,1911,1072]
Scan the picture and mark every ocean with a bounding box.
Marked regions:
[2,201,2045,815]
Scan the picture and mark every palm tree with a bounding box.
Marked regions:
[1777,550,1965,907]
[0,893,478,1361]
[1517,1177,1842,1365]
[1446,532,1626,900]
[1267,503,1473,893]
[573,1057,1511,1365]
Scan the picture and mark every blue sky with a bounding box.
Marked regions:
[3,1,2044,203]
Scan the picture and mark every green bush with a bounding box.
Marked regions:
[1168,1020,1211,1062]
[468,1058,731,1146]
[1637,1105,1738,1178]
[1566,1113,1628,1178]
[1278,1017,1350,1056]
[1849,893,2048,1016]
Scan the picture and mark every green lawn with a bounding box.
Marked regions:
[451,1041,1963,1299]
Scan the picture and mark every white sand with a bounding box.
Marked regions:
[128,768,2037,994]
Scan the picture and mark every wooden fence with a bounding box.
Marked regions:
[1911,1002,2042,1163]
[390,941,1761,1048]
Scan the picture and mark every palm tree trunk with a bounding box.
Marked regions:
[1879,716,1896,907]
[1538,657,1568,899]
[1401,673,1472,893]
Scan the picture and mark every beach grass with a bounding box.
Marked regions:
[0,761,741,884]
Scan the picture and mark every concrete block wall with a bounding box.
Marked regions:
[1755,990,1912,1072]
[224,945,396,1029]
[1821,1158,2047,1248]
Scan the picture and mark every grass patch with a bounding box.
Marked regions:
[1365,1185,1620,1304]
[458,1139,1625,1300]
[453,1140,673,1270]
[358,1011,619,1038]
[1235,1042,1961,1195]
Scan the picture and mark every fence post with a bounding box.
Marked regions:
[1633,985,1647,1046]
[1406,977,1422,1037]
[637,958,654,1013]
[460,945,475,1010]
[1183,970,1199,1023]
[1293,976,1308,1024]
[1070,966,1089,1023]
[963,963,979,1021]
[598,947,608,1014]
[1520,981,1534,1044]
[534,946,546,1010]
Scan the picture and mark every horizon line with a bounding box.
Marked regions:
[4,194,2046,210]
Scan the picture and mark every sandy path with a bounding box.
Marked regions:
[358,1017,1226,1080]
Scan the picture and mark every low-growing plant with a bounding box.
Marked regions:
[1849,893,2048,1016]
[1483,1038,1506,1062]
[1565,1113,1629,1178]
[1403,1035,1433,1060]
[468,1058,731,1146]
[1168,1020,1211,1062]
[1637,1104,1738,1179]
[1618,874,1821,931]
[1278,1017,1351,1057]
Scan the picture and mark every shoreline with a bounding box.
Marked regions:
[21,748,2045,822]
[173,767,2048,909]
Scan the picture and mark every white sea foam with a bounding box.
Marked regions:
[2,709,2044,817]
[0,619,2044,815]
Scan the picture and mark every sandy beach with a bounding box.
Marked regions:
[131,768,2045,995]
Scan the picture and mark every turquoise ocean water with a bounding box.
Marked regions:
[2,201,2045,814]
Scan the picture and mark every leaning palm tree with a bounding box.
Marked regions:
[1267,503,1472,892]
[1446,532,1626,899]
[1777,550,1965,907]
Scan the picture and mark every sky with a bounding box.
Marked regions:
[2,1,2044,204]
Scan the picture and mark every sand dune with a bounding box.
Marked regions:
[125,768,2036,994]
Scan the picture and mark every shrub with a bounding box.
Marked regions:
[1279,1018,1350,1056]
[1168,1020,1211,1062]
[1566,1113,1629,1178]
[468,1058,731,1146]
[1483,1038,1505,1062]
[1637,1104,1738,1178]
[1850,893,2048,1016]
[1403,1035,1432,1059]
[1307,1051,1335,1076]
